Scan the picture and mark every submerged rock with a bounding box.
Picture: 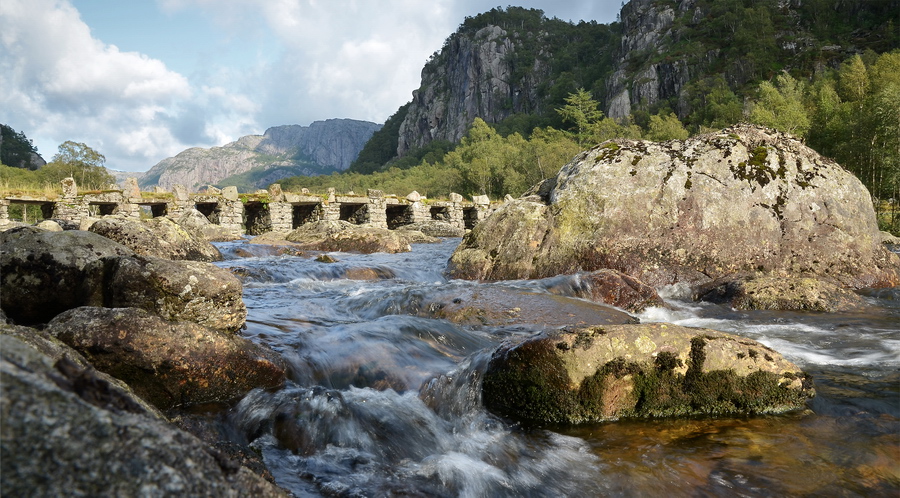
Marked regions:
[399,285,636,327]
[89,216,223,262]
[481,323,814,425]
[47,307,286,411]
[0,227,134,325]
[449,125,900,307]
[0,334,287,496]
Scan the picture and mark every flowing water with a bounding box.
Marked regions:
[214,238,899,497]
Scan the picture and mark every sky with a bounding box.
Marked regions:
[1,0,623,173]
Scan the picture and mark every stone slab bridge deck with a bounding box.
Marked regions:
[0,177,496,236]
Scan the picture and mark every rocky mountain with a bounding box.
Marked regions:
[388,1,897,160]
[139,119,381,191]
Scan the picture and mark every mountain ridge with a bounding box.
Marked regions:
[139,118,381,191]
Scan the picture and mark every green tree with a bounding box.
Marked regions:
[644,112,689,142]
[1,125,42,170]
[556,88,604,147]
[748,73,811,137]
[42,141,114,190]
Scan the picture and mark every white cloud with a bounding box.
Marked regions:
[2,0,621,173]
[0,0,248,171]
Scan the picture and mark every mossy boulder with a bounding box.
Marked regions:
[449,125,900,302]
[47,307,286,411]
[695,273,866,312]
[89,216,223,262]
[481,323,814,425]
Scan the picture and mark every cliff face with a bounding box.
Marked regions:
[140,119,381,191]
[393,1,896,156]
[397,25,550,156]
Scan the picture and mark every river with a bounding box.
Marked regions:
[213,237,899,497]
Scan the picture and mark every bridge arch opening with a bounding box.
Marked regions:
[386,204,414,229]
[243,201,271,235]
[462,206,479,230]
[6,201,54,224]
[88,202,118,217]
[339,202,367,225]
[429,206,450,222]
[292,203,322,228]
[195,202,220,224]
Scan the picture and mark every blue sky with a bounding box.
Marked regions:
[1,0,622,173]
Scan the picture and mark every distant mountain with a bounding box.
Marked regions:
[139,119,382,191]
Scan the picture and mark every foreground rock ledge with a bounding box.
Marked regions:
[0,335,287,497]
[47,307,286,411]
[481,323,814,425]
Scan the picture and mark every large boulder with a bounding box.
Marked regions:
[481,323,815,425]
[47,307,286,410]
[0,227,134,325]
[0,335,287,496]
[449,125,900,293]
[89,216,223,262]
[81,255,247,333]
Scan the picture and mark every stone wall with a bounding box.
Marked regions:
[0,178,497,235]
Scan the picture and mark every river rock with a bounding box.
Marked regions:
[397,220,466,237]
[695,273,866,311]
[47,307,286,410]
[284,220,412,253]
[177,208,244,242]
[89,216,223,262]
[0,227,135,325]
[0,335,288,497]
[578,270,666,312]
[81,255,247,333]
[449,125,900,297]
[481,323,815,425]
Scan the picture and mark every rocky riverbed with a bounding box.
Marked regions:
[2,125,898,496]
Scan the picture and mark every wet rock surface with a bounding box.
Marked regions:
[81,255,247,333]
[46,307,286,411]
[695,273,866,312]
[89,216,223,262]
[0,334,288,497]
[449,125,900,309]
[0,227,134,325]
[402,285,637,328]
[482,323,815,425]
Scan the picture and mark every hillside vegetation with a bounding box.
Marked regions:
[282,2,899,233]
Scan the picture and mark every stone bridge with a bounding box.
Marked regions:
[0,178,495,235]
